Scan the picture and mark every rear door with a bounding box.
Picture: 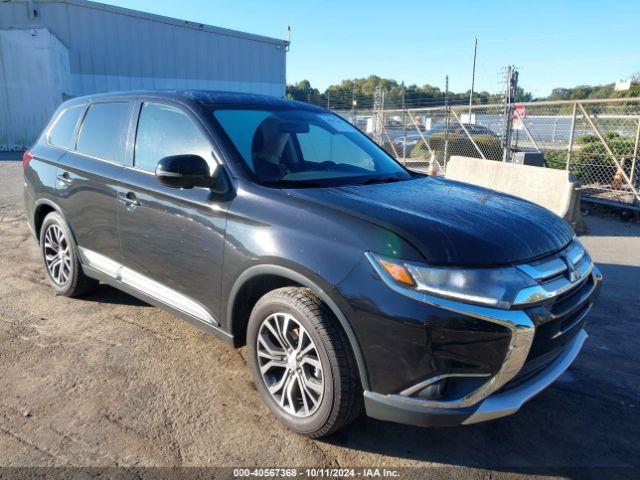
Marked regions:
[115,100,228,327]
[56,100,133,265]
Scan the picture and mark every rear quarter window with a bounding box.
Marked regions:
[76,102,129,162]
[48,105,85,149]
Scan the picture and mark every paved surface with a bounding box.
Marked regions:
[0,162,639,477]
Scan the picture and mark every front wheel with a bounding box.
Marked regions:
[247,287,363,437]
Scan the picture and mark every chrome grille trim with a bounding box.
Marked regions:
[514,240,594,307]
[517,257,567,281]
[566,242,586,265]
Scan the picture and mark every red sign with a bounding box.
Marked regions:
[514,105,526,118]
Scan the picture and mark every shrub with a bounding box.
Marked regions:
[576,134,598,144]
[577,131,621,145]
[545,150,568,170]
[604,130,621,141]
[410,132,504,162]
[552,133,635,185]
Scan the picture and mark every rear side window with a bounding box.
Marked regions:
[77,102,129,162]
[48,105,84,149]
[134,103,211,171]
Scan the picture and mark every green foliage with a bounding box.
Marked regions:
[286,76,532,108]
[287,76,638,109]
[545,132,635,184]
[577,131,623,145]
[286,80,319,100]
[604,130,621,140]
[576,134,598,144]
[544,80,640,101]
[410,132,503,161]
[579,135,633,158]
[545,150,568,170]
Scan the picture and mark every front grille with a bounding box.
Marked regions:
[506,240,599,387]
[527,273,595,362]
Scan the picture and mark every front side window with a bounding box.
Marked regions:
[134,103,212,172]
[212,109,410,187]
[48,104,85,149]
[76,102,129,161]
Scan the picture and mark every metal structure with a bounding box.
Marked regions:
[500,66,519,162]
[0,27,70,150]
[332,97,640,209]
[0,0,288,150]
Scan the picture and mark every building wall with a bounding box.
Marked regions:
[0,28,71,150]
[0,0,287,98]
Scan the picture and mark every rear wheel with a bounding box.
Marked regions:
[40,211,97,297]
[247,287,363,437]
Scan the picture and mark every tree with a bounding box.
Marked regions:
[286,80,319,101]
[286,75,635,108]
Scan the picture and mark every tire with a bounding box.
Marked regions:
[247,287,363,437]
[39,211,98,297]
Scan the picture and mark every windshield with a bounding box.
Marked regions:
[211,108,411,187]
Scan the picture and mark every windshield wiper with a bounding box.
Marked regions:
[352,176,403,186]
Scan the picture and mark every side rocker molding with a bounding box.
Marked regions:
[227,264,370,391]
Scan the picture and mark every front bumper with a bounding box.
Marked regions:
[364,328,587,426]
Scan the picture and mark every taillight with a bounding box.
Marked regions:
[22,150,33,169]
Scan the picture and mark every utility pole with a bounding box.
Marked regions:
[327,90,331,109]
[373,86,384,144]
[468,37,478,120]
[351,89,357,125]
[501,66,518,162]
[402,90,407,163]
[444,75,449,163]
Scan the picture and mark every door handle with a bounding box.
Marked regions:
[56,172,72,184]
[118,191,140,209]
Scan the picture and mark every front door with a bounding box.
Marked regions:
[116,101,228,327]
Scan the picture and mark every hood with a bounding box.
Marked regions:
[288,176,574,266]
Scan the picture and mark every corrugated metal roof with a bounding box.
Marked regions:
[12,0,289,46]
[1,0,287,97]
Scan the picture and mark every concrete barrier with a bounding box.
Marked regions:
[443,156,586,233]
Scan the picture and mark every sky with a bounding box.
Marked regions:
[104,0,640,97]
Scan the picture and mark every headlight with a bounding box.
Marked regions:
[366,253,537,309]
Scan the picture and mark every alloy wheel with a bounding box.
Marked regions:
[256,313,324,417]
[43,224,71,285]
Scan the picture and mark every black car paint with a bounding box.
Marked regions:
[24,90,577,407]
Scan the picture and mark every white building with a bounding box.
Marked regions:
[0,0,288,150]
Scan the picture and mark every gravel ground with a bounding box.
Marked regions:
[0,162,638,478]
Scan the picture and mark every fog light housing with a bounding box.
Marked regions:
[414,379,447,400]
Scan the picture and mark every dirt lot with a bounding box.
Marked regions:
[1,161,639,478]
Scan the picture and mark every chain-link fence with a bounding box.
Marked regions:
[329,98,640,208]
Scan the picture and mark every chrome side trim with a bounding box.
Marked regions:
[78,247,217,326]
[365,252,535,409]
[79,248,120,278]
[462,329,588,424]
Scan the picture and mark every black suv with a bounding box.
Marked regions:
[23,91,602,437]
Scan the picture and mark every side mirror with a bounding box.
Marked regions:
[155,154,219,189]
